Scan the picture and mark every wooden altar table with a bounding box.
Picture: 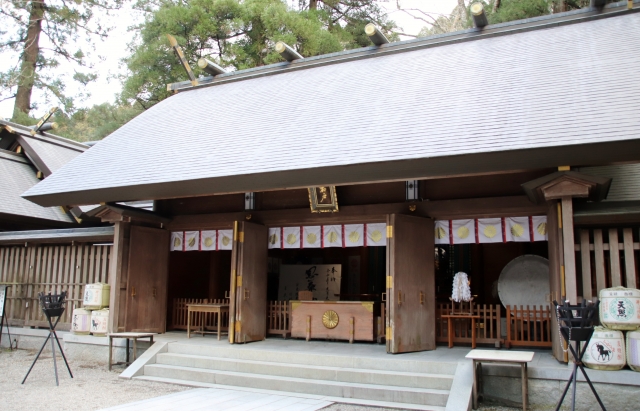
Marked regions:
[290,300,375,343]
[187,303,229,340]
[442,314,481,349]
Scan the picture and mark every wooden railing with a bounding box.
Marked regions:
[0,244,111,331]
[436,303,502,346]
[505,305,552,348]
[171,298,230,331]
[268,301,290,337]
[575,228,640,301]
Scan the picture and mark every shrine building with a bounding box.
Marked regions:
[17,2,640,368]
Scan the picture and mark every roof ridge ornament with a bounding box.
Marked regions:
[30,107,58,136]
[275,42,303,62]
[364,23,389,46]
[197,58,226,76]
[470,3,489,29]
[166,34,198,87]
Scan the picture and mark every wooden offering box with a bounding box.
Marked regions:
[290,300,374,343]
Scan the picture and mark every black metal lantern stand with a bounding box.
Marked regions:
[553,300,606,411]
[22,292,74,386]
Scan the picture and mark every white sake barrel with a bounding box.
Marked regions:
[599,286,640,331]
[626,330,640,372]
[90,308,109,336]
[71,308,92,335]
[83,283,111,310]
[583,326,626,371]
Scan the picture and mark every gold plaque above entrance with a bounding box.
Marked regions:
[308,186,338,213]
[322,310,339,329]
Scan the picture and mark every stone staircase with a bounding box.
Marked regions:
[131,341,460,411]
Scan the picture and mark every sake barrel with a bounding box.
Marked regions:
[626,330,640,372]
[599,286,640,330]
[83,283,111,310]
[71,308,92,335]
[583,326,626,371]
[90,308,109,336]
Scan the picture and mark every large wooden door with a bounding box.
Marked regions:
[386,214,435,354]
[229,221,268,343]
[125,226,170,333]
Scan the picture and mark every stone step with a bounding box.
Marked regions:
[155,352,454,390]
[167,342,457,375]
[133,376,447,411]
[143,363,450,407]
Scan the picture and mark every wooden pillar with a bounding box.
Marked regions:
[547,202,565,361]
[108,221,130,333]
[561,197,577,304]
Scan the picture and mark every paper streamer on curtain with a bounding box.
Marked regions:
[268,227,280,249]
[218,229,233,250]
[505,216,530,242]
[344,224,364,247]
[302,226,322,248]
[170,232,183,251]
[200,230,217,251]
[434,216,547,244]
[434,220,449,245]
[531,215,548,241]
[366,223,387,246]
[283,227,301,249]
[183,231,200,251]
[451,220,475,244]
[323,225,342,248]
[477,218,503,243]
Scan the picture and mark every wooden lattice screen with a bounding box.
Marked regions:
[575,228,640,301]
[0,244,111,330]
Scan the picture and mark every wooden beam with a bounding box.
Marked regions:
[167,195,547,230]
[561,197,577,304]
[166,34,198,86]
[609,229,622,287]
[275,42,303,62]
[580,230,592,301]
[470,2,489,28]
[593,229,606,296]
[623,228,637,288]
[108,221,130,333]
[197,59,226,76]
[30,107,58,136]
[365,24,390,46]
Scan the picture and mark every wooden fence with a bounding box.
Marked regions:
[436,303,502,346]
[0,244,111,330]
[575,228,640,301]
[505,305,552,348]
[171,298,230,331]
[268,301,290,337]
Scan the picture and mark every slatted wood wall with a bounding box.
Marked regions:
[0,244,111,330]
[575,228,640,301]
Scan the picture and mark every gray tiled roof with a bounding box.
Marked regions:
[0,150,74,223]
[23,11,640,207]
[580,163,640,202]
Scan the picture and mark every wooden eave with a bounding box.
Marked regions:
[522,171,612,204]
[94,203,170,225]
[0,226,113,245]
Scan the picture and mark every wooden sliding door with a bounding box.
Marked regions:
[386,214,436,354]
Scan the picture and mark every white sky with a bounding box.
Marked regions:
[0,0,459,120]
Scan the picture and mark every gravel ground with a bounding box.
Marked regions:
[2,347,518,411]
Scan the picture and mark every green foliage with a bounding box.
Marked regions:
[0,0,125,115]
[120,0,396,108]
[488,0,551,25]
[52,102,143,142]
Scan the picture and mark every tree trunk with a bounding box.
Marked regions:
[309,0,318,10]
[13,0,44,118]
[458,0,467,21]
[493,0,501,13]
